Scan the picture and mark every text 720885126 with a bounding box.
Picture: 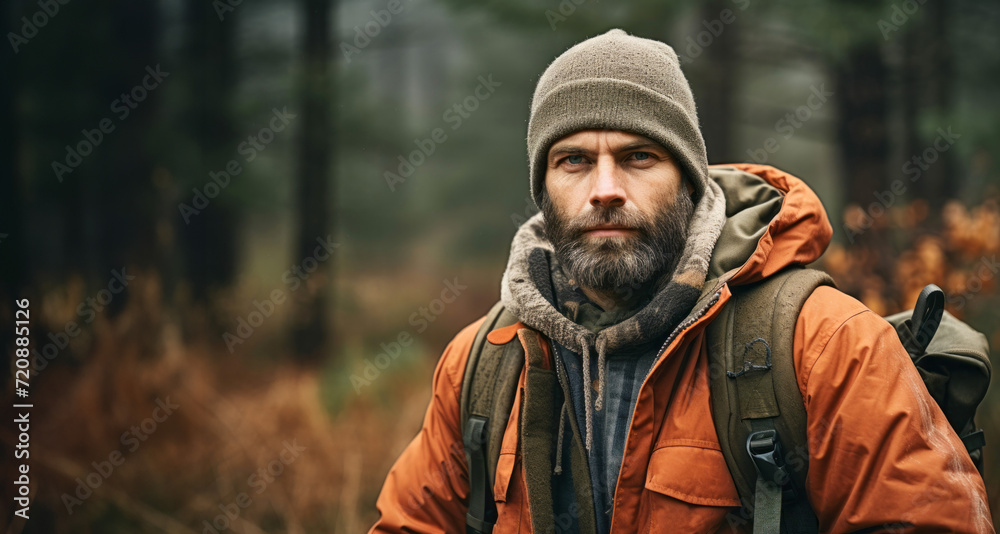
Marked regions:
[13,298,33,519]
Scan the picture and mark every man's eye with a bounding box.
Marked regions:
[632,152,651,161]
[566,155,585,165]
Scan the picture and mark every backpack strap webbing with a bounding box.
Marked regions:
[460,302,522,534]
[707,267,834,534]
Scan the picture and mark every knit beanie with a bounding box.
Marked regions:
[526,28,708,208]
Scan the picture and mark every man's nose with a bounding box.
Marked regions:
[589,157,626,208]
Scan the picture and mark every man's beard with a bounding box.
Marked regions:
[542,189,695,294]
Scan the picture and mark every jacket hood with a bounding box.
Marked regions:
[704,163,832,289]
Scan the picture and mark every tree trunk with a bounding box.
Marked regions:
[903,0,955,205]
[0,0,25,391]
[292,0,334,364]
[835,42,897,303]
[689,0,740,164]
[102,3,160,277]
[836,45,891,207]
[178,0,239,303]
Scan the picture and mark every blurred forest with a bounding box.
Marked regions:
[1,0,999,532]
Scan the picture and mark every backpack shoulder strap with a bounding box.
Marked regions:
[460,301,509,426]
[460,301,523,534]
[707,267,834,534]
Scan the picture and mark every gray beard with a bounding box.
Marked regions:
[542,190,694,293]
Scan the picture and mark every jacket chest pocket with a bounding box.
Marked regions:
[640,441,743,533]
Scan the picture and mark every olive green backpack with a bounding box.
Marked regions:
[461,267,992,534]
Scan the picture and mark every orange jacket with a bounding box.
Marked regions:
[370,164,993,533]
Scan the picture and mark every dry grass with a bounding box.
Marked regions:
[2,271,437,533]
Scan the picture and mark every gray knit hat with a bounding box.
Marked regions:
[527,29,708,207]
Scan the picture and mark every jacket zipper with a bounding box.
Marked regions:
[652,290,723,363]
[551,339,569,391]
[606,289,723,529]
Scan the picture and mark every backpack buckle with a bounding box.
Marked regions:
[746,429,797,500]
[464,416,496,534]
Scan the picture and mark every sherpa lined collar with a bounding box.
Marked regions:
[499,175,727,450]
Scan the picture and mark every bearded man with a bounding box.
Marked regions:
[369,29,992,534]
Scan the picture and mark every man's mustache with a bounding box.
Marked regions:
[564,207,651,238]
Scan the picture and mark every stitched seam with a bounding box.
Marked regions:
[499,383,524,455]
[652,439,720,451]
[644,483,740,507]
[447,356,462,398]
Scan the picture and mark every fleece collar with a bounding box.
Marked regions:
[500,177,727,449]
[501,176,726,356]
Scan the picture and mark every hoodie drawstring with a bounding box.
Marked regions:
[579,334,594,451]
[579,334,610,452]
[554,401,567,475]
[595,337,608,412]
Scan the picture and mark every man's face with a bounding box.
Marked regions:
[542,129,694,293]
